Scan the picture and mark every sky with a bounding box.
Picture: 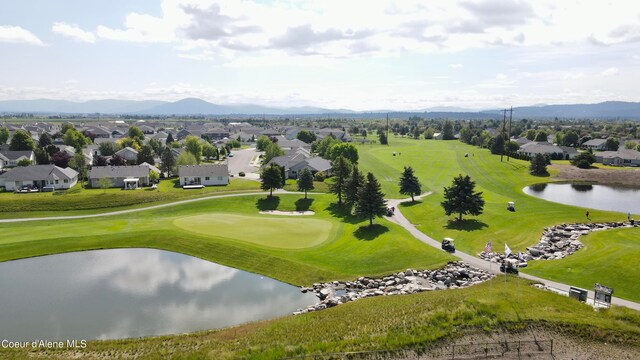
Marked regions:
[0,0,639,111]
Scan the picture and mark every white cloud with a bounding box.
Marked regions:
[448,63,464,68]
[0,25,45,46]
[52,22,96,43]
[601,67,619,76]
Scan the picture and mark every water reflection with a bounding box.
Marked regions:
[0,249,317,341]
[524,183,640,214]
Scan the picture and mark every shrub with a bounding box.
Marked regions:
[314,171,328,182]
[239,172,246,177]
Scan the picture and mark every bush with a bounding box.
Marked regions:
[239,172,246,177]
[314,171,328,182]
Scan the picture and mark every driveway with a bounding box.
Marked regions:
[228,147,260,177]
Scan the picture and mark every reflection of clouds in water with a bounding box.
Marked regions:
[179,258,237,292]
[77,249,238,296]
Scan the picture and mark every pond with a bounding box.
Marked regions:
[523,183,640,215]
[0,249,317,341]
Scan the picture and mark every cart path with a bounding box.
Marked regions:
[386,196,640,311]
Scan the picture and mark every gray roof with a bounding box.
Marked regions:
[518,142,564,154]
[89,165,150,179]
[599,149,640,160]
[0,150,34,161]
[178,164,229,177]
[115,147,138,156]
[583,139,607,146]
[0,165,78,181]
[269,151,309,169]
[295,157,332,172]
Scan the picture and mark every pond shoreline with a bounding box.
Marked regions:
[550,164,640,187]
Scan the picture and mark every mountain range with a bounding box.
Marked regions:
[1,98,639,119]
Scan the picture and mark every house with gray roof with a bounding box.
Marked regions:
[115,147,139,163]
[517,142,577,160]
[178,164,229,186]
[0,149,35,169]
[267,148,331,179]
[0,165,78,191]
[595,149,640,166]
[89,165,150,189]
[582,139,607,151]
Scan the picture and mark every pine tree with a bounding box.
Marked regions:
[344,166,364,206]
[160,147,176,176]
[529,153,548,175]
[399,166,422,202]
[166,133,174,145]
[137,144,155,165]
[441,174,485,221]
[329,155,353,204]
[296,168,315,199]
[355,172,388,226]
[261,163,283,197]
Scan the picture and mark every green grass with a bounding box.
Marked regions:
[0,193,455,285]
[2,277,638,359]
[525,227,640,302]
[173,213,335,249]
[0,178,262,218]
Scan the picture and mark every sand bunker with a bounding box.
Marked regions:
[259,210,315,216]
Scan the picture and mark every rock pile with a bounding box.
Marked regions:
[294,261,492,315]
[478,222,634,263]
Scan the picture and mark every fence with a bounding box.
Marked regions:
[286,339,554,360]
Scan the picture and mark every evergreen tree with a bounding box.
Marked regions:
[329,155,353,205]
[490,134,505,155]
[137,144,155,165]
[0,127,9,144]
[529,154,548,175]
[34,148,50,164]
[399,166,422,202]
[165,133,174,146]
[261,163,283,197]
[160,147,176,176]
[9,130,34,151]
[296,168,315,199]
[344,166,365,206]
[38,132,53,148]
[378,129,388,145]
[442,120,455,140]
[355,172,388,226]
[441,174,485,221]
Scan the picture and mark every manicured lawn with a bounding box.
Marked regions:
[3,277,638,359]
[0,178,262,218]
[525,227,640,302]
[173,213,336,249]
[0,193,455,285]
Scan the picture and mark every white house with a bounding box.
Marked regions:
[89,165,150,189]
[0,149,35,169]
[114,147,139,163]
[0,165,78,191]
[179,164,229,186]
[582,139,608,151]
[596,149,640,166]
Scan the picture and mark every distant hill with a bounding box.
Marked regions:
[0,98,638,118]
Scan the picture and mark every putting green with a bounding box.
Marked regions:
[173,213,335,249]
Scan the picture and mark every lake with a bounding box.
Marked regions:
[0,248,317,341]
[523,183,640,215]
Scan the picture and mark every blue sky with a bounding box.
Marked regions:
[1,0,639,110]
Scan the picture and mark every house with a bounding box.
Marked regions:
[83,126,111,139]
[273,136,311,150]
[268,148,331,179]
[0,149,35,169]
[288,157,332,178]
[138,125,156,135]
[582,139,608,151]
[595,149,640,166]
[517,142,577,160]
[203,129,230,140]
[89,165,150,189]
[0,165,78,191]
[114,147,139,163]
[178,164,229,186]
[513,137,532,146]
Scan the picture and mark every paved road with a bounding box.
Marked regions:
[227,147,260,177]
[386,196,640,311]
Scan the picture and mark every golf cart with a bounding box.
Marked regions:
[500,258,519,274]
[441,237,455,253]
[507,201,515,211]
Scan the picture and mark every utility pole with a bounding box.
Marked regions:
[386,113,390,145]
[507,106,513,161]
[501,109,507,162]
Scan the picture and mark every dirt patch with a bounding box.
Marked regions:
[550,164,640,186]
[258,210,315,216]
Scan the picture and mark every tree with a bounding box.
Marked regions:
[9,130,34,151]
[51,151,72,168]
[109,154,127,166]
[312,136,339,157]
[149,170,159,184]
[17,158,32,167]
[38,132,53,148]
[263,141,284,164]
[98,142,121,156]
[571,152,596,169]
[355,172,387,226]
[128,126,145,146]
[0,127,9,144]
[529,154,548,175]
[297,168,315,199]
[534,130,548,142]
[441,174,485,221]
[228,139,242,148]
[69,152,87,188]
[412,127,421,139]
[326,142,359,163]
[344,166,365,206]
[399,166,422,202]
[256,135,272,151]
[423,127,435,140]
[137,144,155,165]
[442,120,455,140]
[148,138,164,156]
[506,141,520,153]
[34,148,50,164]
[329,155,353,205]
[117,137,141,151]
[165,133,174,146]
[378,130,388,145]
[61,123,74,134]
[63,128,90,150]
[202,142,217,160]
[176,151,197,166]
[605,137,620,151]
[525,129,537,141]
[490,134,505,155]
[98,177,112,193]
[296,129,317,144]
[160,147,176,176]
[94,155,108,166]
[260,163,283,197]
[184,136,203,164]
